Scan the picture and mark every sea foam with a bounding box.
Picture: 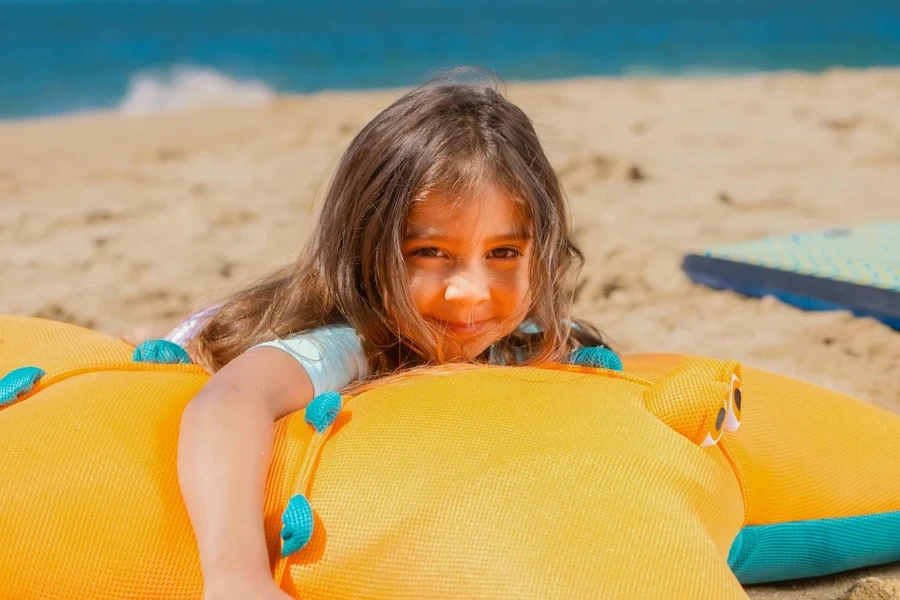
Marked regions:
[118,66,276,116]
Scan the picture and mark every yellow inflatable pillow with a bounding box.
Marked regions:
[1,316,899,599]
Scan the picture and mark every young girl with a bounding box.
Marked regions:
[176,73,607,600]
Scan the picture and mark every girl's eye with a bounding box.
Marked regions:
[488,247,521,259]
[412,247,446,258]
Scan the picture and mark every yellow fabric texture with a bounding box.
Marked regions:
[1,316,748,599]
[623,354,900,526]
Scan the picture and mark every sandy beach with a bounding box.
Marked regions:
[1,68,899,598]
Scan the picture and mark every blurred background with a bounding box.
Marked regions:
[2,0,900,120]
[1,1,900,598]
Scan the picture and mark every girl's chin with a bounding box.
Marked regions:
[439,338,495,363]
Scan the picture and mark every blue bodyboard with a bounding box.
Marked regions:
[682,222,900,329]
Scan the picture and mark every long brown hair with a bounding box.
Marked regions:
[189,68,606,375]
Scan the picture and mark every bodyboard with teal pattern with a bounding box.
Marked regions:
[682,222,900,329]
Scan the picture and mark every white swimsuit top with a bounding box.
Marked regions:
[253,324,370,396]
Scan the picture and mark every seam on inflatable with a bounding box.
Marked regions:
[690,405,716,445]
[537,362,654,386]
[4,362,208,408]
[347,363,653,397]
[274,391,357,586]
[720,438,750,523]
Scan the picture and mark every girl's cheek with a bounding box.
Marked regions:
[407,271,443,306]
[486,267,529,297]
[504,263,530,292]
[512,270,532,311]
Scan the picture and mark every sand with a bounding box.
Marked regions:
[1,68,899,599]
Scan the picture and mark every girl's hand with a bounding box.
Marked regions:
[119,324,160,346]
[203,572,294,600]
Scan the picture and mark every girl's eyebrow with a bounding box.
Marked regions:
[403,231,532,243]
[403,227,531,244]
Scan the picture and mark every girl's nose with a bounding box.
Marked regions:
[444,268,491,305]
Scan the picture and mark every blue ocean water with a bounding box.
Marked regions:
[1,0,899,120]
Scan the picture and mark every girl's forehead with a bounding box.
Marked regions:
[405,184,531,237]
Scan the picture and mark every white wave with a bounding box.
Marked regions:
[118,66,276,116]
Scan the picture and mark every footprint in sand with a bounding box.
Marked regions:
[821,115,864,132]
[210,208,258,228]
[557,154,617,194]
[121,289,193,320]
[715,187,814,215]
[558,154,651,193]
[840,577,900,600]
[30,304,96,329]
[853,152,900,168]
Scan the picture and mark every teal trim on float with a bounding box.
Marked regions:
[0,366,46,406]
[132,339,192,364]
[728,510,900,584]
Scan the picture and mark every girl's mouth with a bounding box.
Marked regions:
[430,318,493,336]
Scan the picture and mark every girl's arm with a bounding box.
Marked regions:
[177,347,314,599]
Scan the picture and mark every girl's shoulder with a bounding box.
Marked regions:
[251,324,370,397]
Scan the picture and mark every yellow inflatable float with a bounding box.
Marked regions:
[1,315,898,599]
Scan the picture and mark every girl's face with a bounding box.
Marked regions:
[401,182,532,361]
